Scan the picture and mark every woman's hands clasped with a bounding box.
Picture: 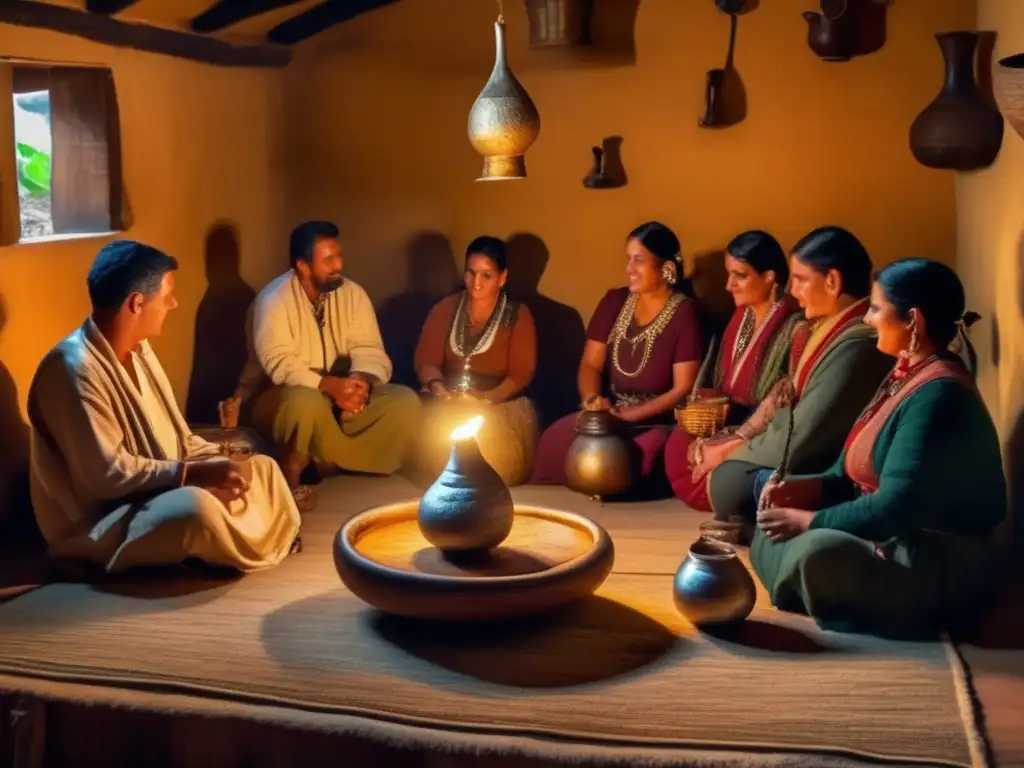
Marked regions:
[755,477,822,543]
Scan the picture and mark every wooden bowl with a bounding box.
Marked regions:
[333,501,615,621]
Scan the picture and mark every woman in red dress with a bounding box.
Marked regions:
[529,222,704,497]
[665,231,801,509]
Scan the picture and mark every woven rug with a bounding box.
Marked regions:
[0,476,989,767]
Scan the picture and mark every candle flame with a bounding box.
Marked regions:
[451,415,484,441]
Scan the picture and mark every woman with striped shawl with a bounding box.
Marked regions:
[706,226,893,526]
[665,231,802,510]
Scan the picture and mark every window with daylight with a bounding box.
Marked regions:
[8,64,124,243]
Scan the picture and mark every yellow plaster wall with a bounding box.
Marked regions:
[957,0,1024,546]
[283,0,975,316]
[0,25,288,523]
[0,0,989,528]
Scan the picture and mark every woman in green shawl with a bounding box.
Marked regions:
[704,226,892,523]
[751,258,1004,638]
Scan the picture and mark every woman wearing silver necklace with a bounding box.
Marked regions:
[664,230,802,510]
[411,236,539,486]
[529,222,704,497]
[706,226,893,528]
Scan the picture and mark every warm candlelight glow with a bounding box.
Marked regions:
[450,415,484,441]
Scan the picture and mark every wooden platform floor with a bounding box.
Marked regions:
[2,483,1023,766]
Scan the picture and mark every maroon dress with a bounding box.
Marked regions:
[529,287,703,495]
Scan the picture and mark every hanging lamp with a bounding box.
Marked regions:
[467,1,541,181]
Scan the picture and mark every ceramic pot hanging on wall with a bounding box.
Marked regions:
[909,31,1003,171]
[802,0,894,62]
[467,15,542,181]
[802,0,855,62]
[700,1,746,128]
[994,53,1024,142]
[524,0,593,48]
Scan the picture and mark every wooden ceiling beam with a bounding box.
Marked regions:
[0,0,291,68]
[85,0,142,14]
[191,0,306,34]
[267,0,398,46]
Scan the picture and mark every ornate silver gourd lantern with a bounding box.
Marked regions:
[467,1,541,181]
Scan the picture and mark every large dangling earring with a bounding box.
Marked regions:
[661,262,678,287]
[771,282,781,303]
[895,322,918,376]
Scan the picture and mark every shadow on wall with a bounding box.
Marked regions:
[849,0,890,58]
[589,0,642,65]
[976,30,997,106]
[186,222,257,425]
[1004,408,1023,560]
[378,231,463,391]
[504,233,587,427]
[1002,232,1024,559]
[687,248,734,338]
[0,293,36,550]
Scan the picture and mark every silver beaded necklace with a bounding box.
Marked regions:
[608,292,685,378]
[448,290,508,359]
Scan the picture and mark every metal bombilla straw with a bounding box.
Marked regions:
[756,379,797,512]
[687,335,720,404]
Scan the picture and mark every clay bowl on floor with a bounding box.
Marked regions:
[333,501,615,621]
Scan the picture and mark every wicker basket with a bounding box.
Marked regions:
[995,53,1024,142]
[675,395,730,438]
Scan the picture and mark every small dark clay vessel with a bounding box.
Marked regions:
[583,146,610,188]
[802,6,854,61]
[418,417,514,552]
[699,68,728,127]
[564,410,636,499]
[673,538,756,627]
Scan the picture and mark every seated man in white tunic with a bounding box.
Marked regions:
[239,221,420,496]
[28,240,301,575]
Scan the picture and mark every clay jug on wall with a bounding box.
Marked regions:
[802,9,853,61]
[909,31,1004,171]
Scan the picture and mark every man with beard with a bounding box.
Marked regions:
[28,240,301,574]
[243,221,420,501]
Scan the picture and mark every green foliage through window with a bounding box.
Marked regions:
[16,142,51,197]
